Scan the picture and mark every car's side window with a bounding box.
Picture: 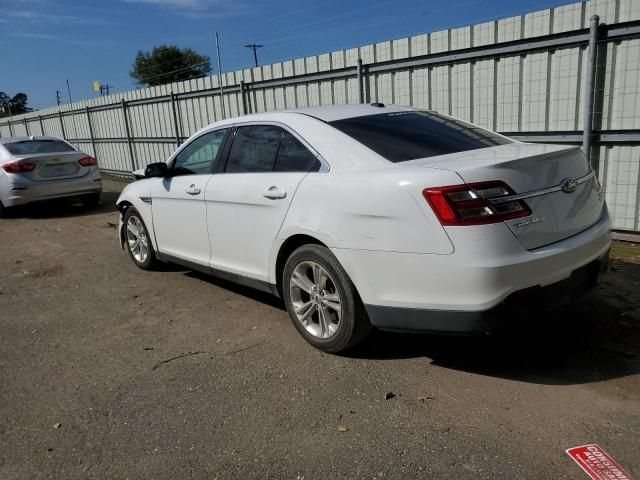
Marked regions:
[274,131,321,172]
[173,129,228,175]
[225,125,283,173]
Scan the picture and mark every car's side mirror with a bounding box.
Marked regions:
[144,162,168,178]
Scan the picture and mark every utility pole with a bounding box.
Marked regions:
[244,43,263,68]
[99,84,112,96]
[65,79,79,148]
[56,90,62,105]
[215,32,226,118]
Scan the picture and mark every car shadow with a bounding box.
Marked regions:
[179,258,639,387]
[2,190,121,219]
[349,260,640,386]
[184,270,286,310]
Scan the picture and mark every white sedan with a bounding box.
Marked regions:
[116,104,610,352]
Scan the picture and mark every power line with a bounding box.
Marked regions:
[245,43,263,67]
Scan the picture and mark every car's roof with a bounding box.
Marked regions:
[284,104,414,122]
[0,136,65,145]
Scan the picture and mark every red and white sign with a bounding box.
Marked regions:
[566,444,634,480]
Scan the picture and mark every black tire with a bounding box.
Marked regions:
[83,192,101,208]
[123,207,157,270]
[282,244,372,353]
[0,201,6,219]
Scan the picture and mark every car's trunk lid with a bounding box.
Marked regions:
[11,152,89,181]
[405,143,606,250]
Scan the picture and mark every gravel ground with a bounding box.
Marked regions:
[0,179,638,480]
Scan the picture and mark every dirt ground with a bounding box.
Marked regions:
[0,179,638,480]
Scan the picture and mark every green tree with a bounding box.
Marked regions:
[0,91,31,117]
[130,45,212,86]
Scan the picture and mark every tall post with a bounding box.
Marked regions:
[582,15,599,165]
[23,118,30,136]
[356,58,365,104]
[7,119,13,137]
[58,111,66,139]
[121,99,136,171]
[38,115,45,136]
[86,106,97,160]
[215,32,226,119]
[240,81,247,115]
[170,92,181,146]
[66,79,79,148]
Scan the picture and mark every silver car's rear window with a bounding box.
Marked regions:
[329,111,512,162]
[3,140,75,155]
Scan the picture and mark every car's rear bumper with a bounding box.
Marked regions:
[1,169,102,207]
[364,251,609,333]
[332,208,611,332]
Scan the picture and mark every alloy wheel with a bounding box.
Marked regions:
[289,261,342,339]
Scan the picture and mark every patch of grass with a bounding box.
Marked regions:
[611,240,640,264]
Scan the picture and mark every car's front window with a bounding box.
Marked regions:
[329,111,513,162]
[173,128,228,175]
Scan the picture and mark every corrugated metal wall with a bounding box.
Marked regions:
[2,0,640,232]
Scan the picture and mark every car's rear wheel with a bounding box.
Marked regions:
[283,244,372,353]
[124,208,156,270]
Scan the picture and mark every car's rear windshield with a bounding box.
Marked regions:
[3,140,75,155]
[329,111,512,162]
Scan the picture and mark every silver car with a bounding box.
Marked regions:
[0,136,102,217]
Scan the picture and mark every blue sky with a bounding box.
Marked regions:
[2,0,576,110]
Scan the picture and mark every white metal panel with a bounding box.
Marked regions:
[410,34,429,56]
[473,59,494,130]
[411,68,429,109]
[524,9,551,38]
[521,52,549,131]
[451,64,471,121]
[394,71,411,106]
[609,39,640,129]
[496,56,520,131]
[548,48,581,130]
[473,22,495,47]
[431,65,449,114]
[450,26,471,50]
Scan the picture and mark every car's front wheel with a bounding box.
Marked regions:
[283,244,372,353]
[123,207,156,270]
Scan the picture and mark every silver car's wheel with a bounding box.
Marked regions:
[126,215,149,264]
[289,261,342,339]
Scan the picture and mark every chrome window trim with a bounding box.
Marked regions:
[488,170,596,205]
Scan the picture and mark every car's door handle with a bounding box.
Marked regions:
[185,184,201,195]
[263,186,287,200]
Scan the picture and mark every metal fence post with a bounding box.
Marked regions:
[86,106,97,160]
[7,119,13,136]
[583,15,600,164]
[240,81,248,115]
[23,118,29,136]
[170,92,181,146]
[38,115,45,136]
[58,111,66,139]
[357,59,365,104]
[121,99,136,171]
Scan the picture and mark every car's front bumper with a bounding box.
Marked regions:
[332,209,611,333]
[1,168,103,207]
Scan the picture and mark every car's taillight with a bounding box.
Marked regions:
[2,161,37,174]
[423,181,531,226]
[78,156,98,167]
